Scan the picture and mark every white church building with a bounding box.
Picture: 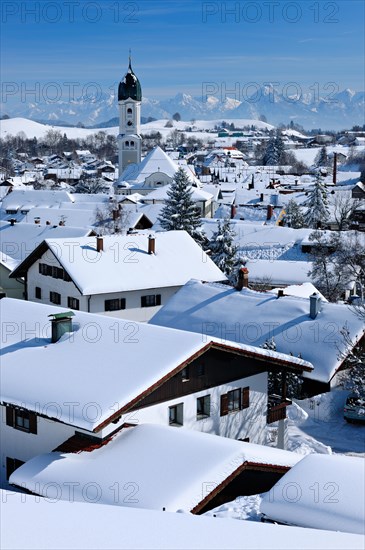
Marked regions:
[115,59,201,195]
[117,56,143,173]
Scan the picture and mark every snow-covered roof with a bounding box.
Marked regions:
[9,424,302,512]
[244,259,312,286]
[1,190,74,211]
[2,490,362,550]
[117,146,201,188]
[268,283,328,302]
[0,221,92,266]
[150,280,364,383]
[260,454,365,535]
[11,231,226,294]
[0,298,312,432]
[143,185,213,203]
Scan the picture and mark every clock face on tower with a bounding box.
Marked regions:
[127,120,133,126]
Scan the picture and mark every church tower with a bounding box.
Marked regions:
[117,54,142,175]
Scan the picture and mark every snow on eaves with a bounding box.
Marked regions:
[150,279,364,383]
[260,454,365,535]
[9,424,302,513]
[0,298,312,432]
[11,231,227,294]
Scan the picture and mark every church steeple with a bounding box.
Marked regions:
[117,54,142,176]
[118,52,142,102]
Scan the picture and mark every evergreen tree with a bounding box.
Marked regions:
[158,167,205,245]
[208,217,238,277]
[263,137,279,165]
[303,174,330,228]
[337,323,365,397]
[283,199,305,228]
[275,132,285,164]
[261,338,303,398]
[314,146,328,167]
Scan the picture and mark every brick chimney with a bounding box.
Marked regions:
[96,236,104,253]
[9,218,16,226]
[230,204,237,219]
[277,289,285,298]
[236,267,249,291]
[267,204,274,220]
[148,234,155,255]
[260,193,264,202]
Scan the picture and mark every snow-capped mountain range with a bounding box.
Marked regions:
[1,86,364,130]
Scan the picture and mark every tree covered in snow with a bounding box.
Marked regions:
[303,174,330,228]
[158,167,206,246]
[261,338,303,398]
[308,230,365,302]
[263,137,279,166]
[314,146,328,167]
[337,323,365,397]
[283,198,305,228]
[94,200,131,235]
[208,218,238,277]
[263,133,285,166]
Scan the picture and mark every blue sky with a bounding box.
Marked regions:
[1,0,364,100]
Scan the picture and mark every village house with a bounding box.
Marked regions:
[0,298,312,488]
[260,454,364,535]
[115,146,201,195]
[0,220,93,299]
[9,231,227,322]
[9,423,301,514]
[149,279,365,396]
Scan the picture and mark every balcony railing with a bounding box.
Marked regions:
[267,394,292,424]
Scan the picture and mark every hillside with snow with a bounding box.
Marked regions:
[2,87,364,130]
[0,117,274,141]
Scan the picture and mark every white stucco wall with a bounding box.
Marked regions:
[102,372,268,444]
[0,406,92,488]
[27,252,181,321]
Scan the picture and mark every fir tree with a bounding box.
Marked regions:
[158,167,205,245]
[261,338,303,398]
[208,217,238,277]
[263,137,279,166]
[303,174,330,228]
[275,132,285,165]
[314,146,328,167]
[337,323,365,397]
[283,199,305,228]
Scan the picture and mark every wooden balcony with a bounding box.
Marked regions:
[267,395,292,424]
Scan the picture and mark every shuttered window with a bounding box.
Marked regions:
[6,457,25,480]
[141,294,161,307]
[6,406,37,434]
[220,387,250,416]
[50,291,61,305]
[242,387,250,409]
[68,297,80,310]
[105,298,126,311]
